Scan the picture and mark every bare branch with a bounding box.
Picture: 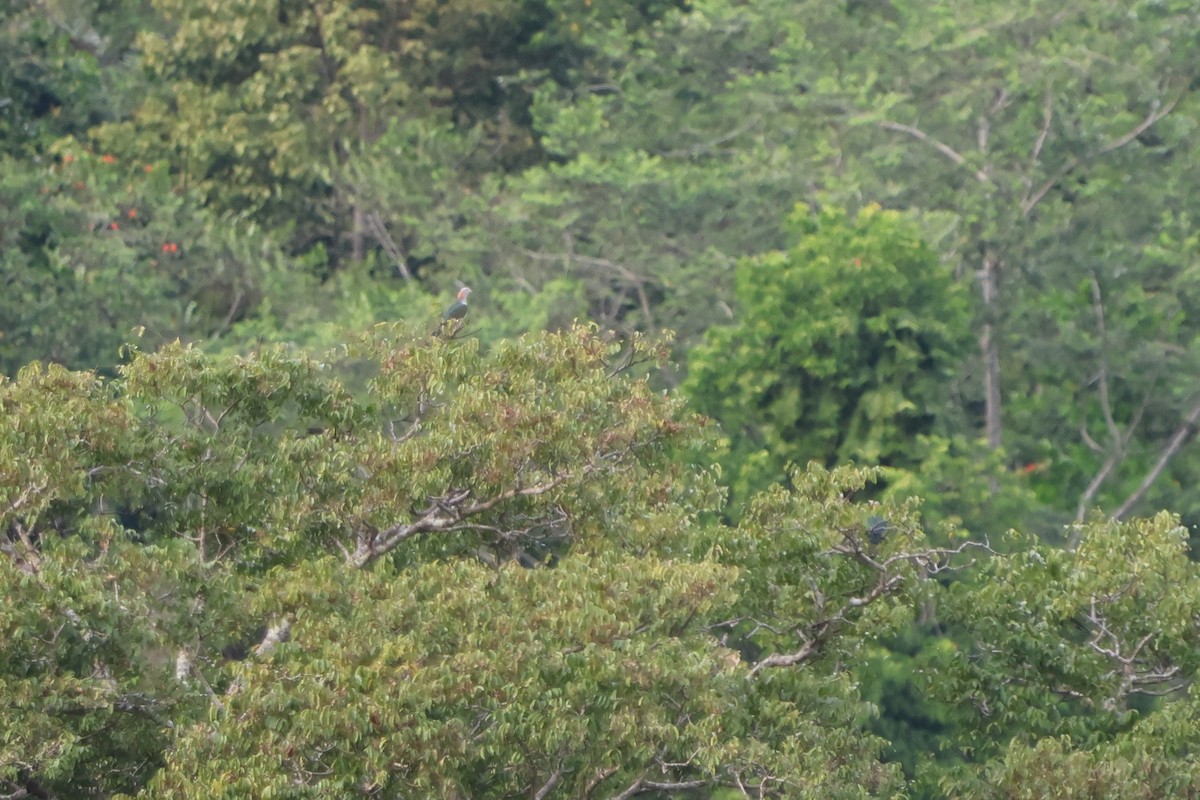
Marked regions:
[1,514,45,574]
[521,248,658,332]
[1113,394,1200,519]
[880,120,992,184]
[193,661,227,716]
[641,779,709,793]
[1075,274,1122,525]
[1031,91,1053,163]
[384,388,434,446]
[1083,595,1188,702]
[657,118,761,160]
[208,289,246,342]
[609,777,708,800]
[978,253,1003,449]
[1079,422,1104,453]
[1076,371,1156,529]
[747,538,993,680]
[534,766,564,800]
[364,211,411,279]
[1091,275,1121,447]
[1075,451,1121,529]
[1022,91,1184,216]
[1126,682,1188,697]
[350,461,606,568]
[225,617,295,697]
[2,477,49,518]
[584,767,619,798]
[745,639,820,679]
[611,777,645,800]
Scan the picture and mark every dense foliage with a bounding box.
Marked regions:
[685,204,969,505]
[6,0,1200,796]
[6,331,1200,798]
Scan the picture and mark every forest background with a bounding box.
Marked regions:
[7,0,1200,797]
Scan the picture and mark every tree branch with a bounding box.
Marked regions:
[226,618,295,697]
[641,779,709,793]
[584,767,619,798]
[611,777,645,800]
[350,462,602,568]
[208,289,246,342]
[1084,596,1186,701]
[1113,394,1200,519]
[609,777,708,800]
[880,120,992,184]
[364,211,411,279]
[533,765,564,800]
[1090,275,1121,447]
[978,253,1003,449]
[745,638,820,679]
[746,538,992,679]
[1022,90,1184,216]
[1075,273,1124,526]
[1031,90,1053,163]
[521,248,658,332]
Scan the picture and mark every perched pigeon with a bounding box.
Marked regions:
[866,515,891,546]
[443,286,472,321]
[435,286,472,337]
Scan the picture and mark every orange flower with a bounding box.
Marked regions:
[100,154,117,164]
[63,154,75,164]
[127,209,137,219]
[108,222,120,231]
[143,164,153,173]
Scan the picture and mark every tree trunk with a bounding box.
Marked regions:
[978,252,1002,449]
[351,205,365,263]
[349,103,370,263]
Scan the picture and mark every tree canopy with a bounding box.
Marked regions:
[7,0,1200,796]
[4,328,1200,798]
[685,204,969,505]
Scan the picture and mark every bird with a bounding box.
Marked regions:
[865,515,891,546]
[444,286,471,320]
[436,286,472,337]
